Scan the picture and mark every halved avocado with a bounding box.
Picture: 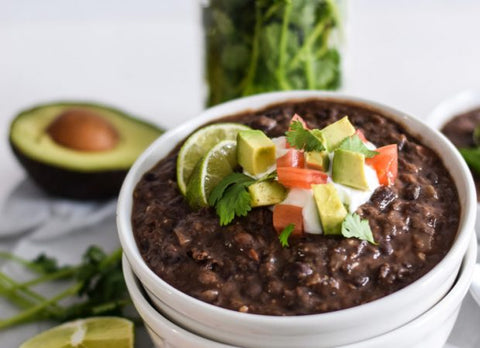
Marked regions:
[9,102,163,200]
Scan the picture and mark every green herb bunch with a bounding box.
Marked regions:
[0,246,133,329]
[203,0,343,106]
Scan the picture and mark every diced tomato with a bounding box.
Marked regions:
[366,144,398,186]
[289,114,308,130]
[277,149,305,168]
[277,167,328,189]
[355,129,368,143]
[273,204,304,236]
[286,114,309,148]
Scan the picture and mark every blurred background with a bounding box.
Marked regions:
[1,0,480,197]
[1,0,480,347]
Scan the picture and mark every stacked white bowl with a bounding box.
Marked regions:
[122,240,476,348]
[117,91,478,348]
[428,90,480,235]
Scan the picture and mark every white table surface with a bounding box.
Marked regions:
[0,0,479,347]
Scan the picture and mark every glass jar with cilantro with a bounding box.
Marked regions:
[202,0,346,106]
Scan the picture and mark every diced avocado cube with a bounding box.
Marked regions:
[316,116,356,152]
[305,151,330,171]
[248,181,287,207]
[332,149,369,191]
[237,130,276,175]
[312,183,347,235]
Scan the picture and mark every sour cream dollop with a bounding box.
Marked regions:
[273,136,380,234]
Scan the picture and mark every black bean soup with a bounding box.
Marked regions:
[132,100,460,315]
[441,107,480,201]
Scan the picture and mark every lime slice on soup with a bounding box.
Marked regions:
[177,123,250,195]
[20,317,133,348]
[186,140,238,208]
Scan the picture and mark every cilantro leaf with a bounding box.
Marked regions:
[459,147,480,175]
[208,173,256,226]
[341,213,377,245]
[208,173,255,206]
[338,134,379,158]
[286,121,325,152]
[215,184,253,226]
[279,223,295,247]
[31,254,64,274]
[208,171,283,226]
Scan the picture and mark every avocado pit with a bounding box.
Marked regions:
[46,108,119,152]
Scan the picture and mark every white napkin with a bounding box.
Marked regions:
[0,178,117,241]
[0,178,149,347]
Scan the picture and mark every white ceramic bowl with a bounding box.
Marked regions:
[427,90,480,309]
[124,236,477,348]
[427,89,480,237]
[117,91,476,347]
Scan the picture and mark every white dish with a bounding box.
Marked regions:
[124,237,477,348]
[122,255,230,348]
[428,90,480,130]
[427,89,480,238]
[427,90,480,309]
[117,91,476,347]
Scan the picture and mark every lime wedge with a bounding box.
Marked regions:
[20,317,133,348]
[186,140,237,208]
[177,123,250,195]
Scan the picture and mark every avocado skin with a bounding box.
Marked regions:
[10,140,127,200]
[9,101,163,200]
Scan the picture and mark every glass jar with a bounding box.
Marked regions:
[202,0,346,106]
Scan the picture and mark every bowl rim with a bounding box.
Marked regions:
[344,235,478,347]
[123,235,477,347]
[122,254,233,348]
[117,90,477,326]
[427,89,480,130]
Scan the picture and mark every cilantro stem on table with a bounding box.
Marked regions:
[0,252,56,275]
[0,283,83,329]
[0,272,62,313]
[0,274,39,310]
[0,246,134,330]
[16,267,77,290]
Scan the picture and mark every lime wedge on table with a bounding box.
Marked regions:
[186,140,237,208]
[20,317,133,348]
[176,123,250,195]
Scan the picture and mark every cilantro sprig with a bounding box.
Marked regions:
[338,134,379,158]
[0,246,133,330]
[286,121,325,152]
[278,224,295,247]
[341,213,377,245]
[208,173,256,226]
[204,1,341,106]
[208,171,279,226]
